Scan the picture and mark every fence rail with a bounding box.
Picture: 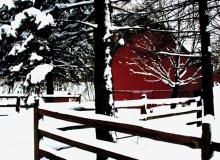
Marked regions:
[0,94,81,113]
[2,94,217,159]
[33,95,220,160]
[114,96,201,107]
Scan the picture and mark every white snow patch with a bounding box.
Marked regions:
[104,47,113,91]
[35,12,54,30]
[27,96,35,105]
[24,64,53,86]
[203,114,215,124]
[2,87,220,159]
[208,46,212,52]
[206,26,211,32]
[8,44,21,56]
[0,25,17,40]
[103,0,112,42]
[30,52,43,61]
[9,62,23,72]
[118,38,125,46]
[7,34,34,56]
[10,7,54,34]
[11,13,26,30]
[18,34,34,53]
[0,0,15,10]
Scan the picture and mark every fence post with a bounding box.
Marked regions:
[78,94,81,104]
[193,90,203,127]
[34,99,43,160]
[140,94,147,120]
[16,97,20,113]
[197,96,203,127]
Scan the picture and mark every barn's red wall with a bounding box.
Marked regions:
[112,30,202,101]
[44,97,69,102]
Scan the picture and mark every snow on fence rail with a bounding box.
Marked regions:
[2,94,217,159]
[0,94,29,113]
[0,94,81,113]
[115,94,202,125]
[114,96,201,107]
[33,96,220,160]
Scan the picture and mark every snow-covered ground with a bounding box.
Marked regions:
[0,86,220,159]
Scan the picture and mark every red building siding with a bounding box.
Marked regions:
[112,30,202,101]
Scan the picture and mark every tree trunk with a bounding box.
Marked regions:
[33,0,44,9]
[33,2,54,102]
[199,1,215,159]
[94,0,114,159]
[46,71,54,102]
[171,84,179,109]
[170,55,180,109]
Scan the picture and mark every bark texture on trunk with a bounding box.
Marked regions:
[170,84,179,109]
[199,1,214,159]
[201,123,213,160]
[94,0,114,159]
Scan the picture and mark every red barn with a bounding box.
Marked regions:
[112,30,202,101]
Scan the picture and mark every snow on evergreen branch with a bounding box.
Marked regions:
[30,52,43,61]
[0,0,15,10]
[24,64,53,87]
[0,7,54,40]
[9,62,23,72]
[0,25,17,40]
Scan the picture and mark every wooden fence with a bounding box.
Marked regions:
[0,94,29,113]
[33,95,220,160]
[0,94,81,114]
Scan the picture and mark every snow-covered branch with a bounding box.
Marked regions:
[125,50,202,88]
[43,1,94,13]
[111,25,144,31]
[24,64,53,87]
[147,28,199,33]
[0,0,15,10]
[76,20,97,28]
[157,51,202,58]
[7,34,35,56]
[128,55,174,87]
[0,20,10,24]
[110,0,132,3]
[0,24,17,40]
[0,7,54,41]
[9,62,23,72]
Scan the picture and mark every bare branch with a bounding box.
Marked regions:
[43,1,94,13]
[157,51,201,58]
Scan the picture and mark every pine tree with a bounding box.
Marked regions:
[0,0,93,95]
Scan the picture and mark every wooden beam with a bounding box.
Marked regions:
[39,149,66,160]
[147,109,200,120]
[34,100,43,160]
[57,125,91,131]
[38,108,201,149]
[0,94,26,98]
[39,128,138,160]
[0,114,8,116]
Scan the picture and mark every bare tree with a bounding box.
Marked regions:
[111,0,202,105]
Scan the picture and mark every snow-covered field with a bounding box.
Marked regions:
[0,86,220,160]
